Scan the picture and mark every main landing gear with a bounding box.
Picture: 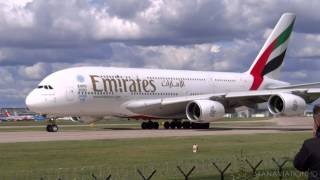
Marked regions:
[163,120,209,129]
[140,120,210,129]
[141,121,159,129]
[46,118,59,132]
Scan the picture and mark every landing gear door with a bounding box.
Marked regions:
[66,87,76,101]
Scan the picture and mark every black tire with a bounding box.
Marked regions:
[51,125,59,132]
[164,121,170,129]
[176,121,182,129]
[153,122,159,129]
[170,121,176,129]
[182,121,191,129]
[203,123,210,129]
[46,125,52,132]
[141,122,148,129]
[182,121,186,129]
[147,121,153,129]
[191,122,210,129]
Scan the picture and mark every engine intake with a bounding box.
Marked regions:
[268,93,306,116]
[186,100,225,123]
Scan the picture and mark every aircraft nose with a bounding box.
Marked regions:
[25,90,41,112]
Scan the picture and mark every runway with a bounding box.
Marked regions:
[0,117,312,143]
[0,128,310,143]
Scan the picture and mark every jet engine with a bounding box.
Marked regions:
[186,100,225,123]
[267,93,306,116]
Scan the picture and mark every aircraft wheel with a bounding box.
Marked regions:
[182,121,191,129]
[170,121,176,129]
[191,122,198,129]
[51,124,59,132]
[147,121,154,129]
[176,121,182,129]
[191,122,210,129]
[141,122,148,129]
[153,122,159,129]
[204,123,210,129]
[46,124,58,132]
[164,121,170,129]
[46,125,52,132]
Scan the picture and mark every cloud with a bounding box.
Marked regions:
[0,68,14,85]
[108,39,257,72]
[101,0,150,19]
[291,33,320,58]
[93,11,141,40]
[1,0,320,49]
[0,0,143,49]
[19,62,52,80]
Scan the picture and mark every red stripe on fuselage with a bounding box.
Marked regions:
[249,38,277,90]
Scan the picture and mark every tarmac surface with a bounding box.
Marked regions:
[0,117,313,143]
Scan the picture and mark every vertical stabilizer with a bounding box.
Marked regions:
[246,13,295,90]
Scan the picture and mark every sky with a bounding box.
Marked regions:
[1,0,320,107]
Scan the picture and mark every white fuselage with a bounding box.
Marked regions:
[25,67,288,119]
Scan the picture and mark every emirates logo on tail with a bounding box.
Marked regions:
[248,13,295,90]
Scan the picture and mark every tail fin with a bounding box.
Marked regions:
[5,110,11,117]
[246,13,295,90]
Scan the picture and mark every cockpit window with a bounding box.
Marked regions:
[38,85,53,90]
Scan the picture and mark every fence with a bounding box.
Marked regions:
[0,152,308,180]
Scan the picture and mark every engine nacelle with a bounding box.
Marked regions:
[186,100,225,123]
[267,93,306,116]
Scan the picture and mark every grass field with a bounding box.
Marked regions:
[0,131,311,180]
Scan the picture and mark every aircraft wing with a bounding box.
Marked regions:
[268,82,320,89]
[124,88,320,118]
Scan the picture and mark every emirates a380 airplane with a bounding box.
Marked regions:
[26,13,320,132]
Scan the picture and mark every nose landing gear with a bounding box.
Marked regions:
[46,118,58,132]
